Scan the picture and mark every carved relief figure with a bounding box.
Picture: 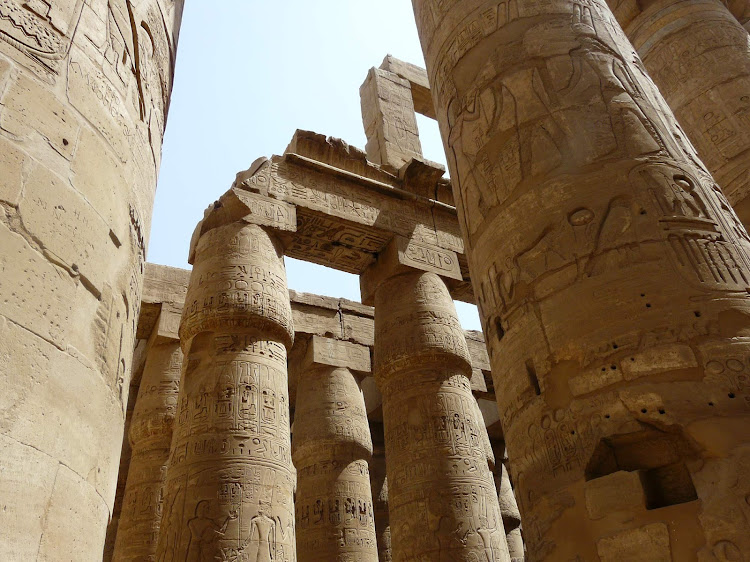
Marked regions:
[186,500,236,562]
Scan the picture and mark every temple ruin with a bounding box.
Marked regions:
[2,1,750,560]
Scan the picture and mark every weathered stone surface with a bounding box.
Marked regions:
[236,130,474,301]
[360,66,423,171]
[156,215,296,561]
[0,1,183,557]
[412,0,750,558]
[372,270,509,561]
[292,337,377,561]
[611,0,750,226]
[597,522,671,561]
[113,310,182,561]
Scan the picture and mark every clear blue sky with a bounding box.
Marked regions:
[148,1,481,330]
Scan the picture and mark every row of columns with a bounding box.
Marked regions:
[109,0,750,560]
[111,186,516,561]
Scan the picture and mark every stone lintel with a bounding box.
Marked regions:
[151,303,182,345]
[379,54,436,119]
[398,157,447,200]
[360,235,463,305]
[303,335,372,375]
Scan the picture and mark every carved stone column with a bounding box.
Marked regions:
[609,0,750,225]
[496,458,523,562]
[362,236,508,561]
[0,2,183,558]
[413,0,750,558]
[369,423,392,562]
[292,336,378,561]
[156,187,298,561]
[113,306,182,561]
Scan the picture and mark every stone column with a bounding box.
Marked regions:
[413,0,750,558]
[155,187,298,561]
[610,0,750,225]
[0,2,183,558]
[292,336,378,561]
[112,305,183,561]
[369,423,392,562]
[362,236,509,561]
[495,454,523,562]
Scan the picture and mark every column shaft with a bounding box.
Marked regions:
[374,270,508,561]
[156,221,296,561]
[113,333,182,561]
[618,0,750,225]
[293,348,378,561]
[0,2,182,558]
[414,0,750,558]
[369,424,392,562]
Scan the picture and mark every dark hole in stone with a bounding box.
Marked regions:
[708,402,714,406]
[729,393,736,399]
[694,311,701,317]
[526,359,541,396]
[495,318,505,341]
[641,408,648,413]
[641,462,698,510]
[62,138,69,146]
[646,303,652,308]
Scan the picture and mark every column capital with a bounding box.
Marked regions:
[360,235,462,305]
[188,166,297,265]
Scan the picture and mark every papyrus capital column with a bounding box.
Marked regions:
[291,335,378,561]
[113,305,183,561]
[362,236,509,561]
[413,0,750,558]
[156,184,297,562]
[609,0,750,226]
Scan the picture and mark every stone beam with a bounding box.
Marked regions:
[235,130,474,303]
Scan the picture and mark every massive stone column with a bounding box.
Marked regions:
[609,0,750,226]
[495,452,524,562]
[113,305,182,561]
[155,188,298,561]
[369,423,392,562]
[0,2,183,558]
[292,336,378,561]
[413,0,750,559]
[362,236,509,561]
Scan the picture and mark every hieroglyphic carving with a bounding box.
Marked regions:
[113,338,182,561]
[156,220,295,562]
[621,0,750,224]
[372,271,509,561]
[413,0,750,558]
[292,338,378,561]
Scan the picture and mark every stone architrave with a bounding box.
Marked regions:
[369,423,392,562]
[292,336,378,561]
[413,0,750,558]
[0,2,183,558]
[155,189,297,562]
[360,67,423,171]
[112,306,183,561]
[362,237,509,561]
[609,0,750,225]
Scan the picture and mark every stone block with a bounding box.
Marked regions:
[19,163,113,293]
[621,343,697,380]
[360,235,462,304]
[0,135,26,206]
[585,470,646,520]
[1,72,79,160]
[597,522,671,562]
[304,335,372,374]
